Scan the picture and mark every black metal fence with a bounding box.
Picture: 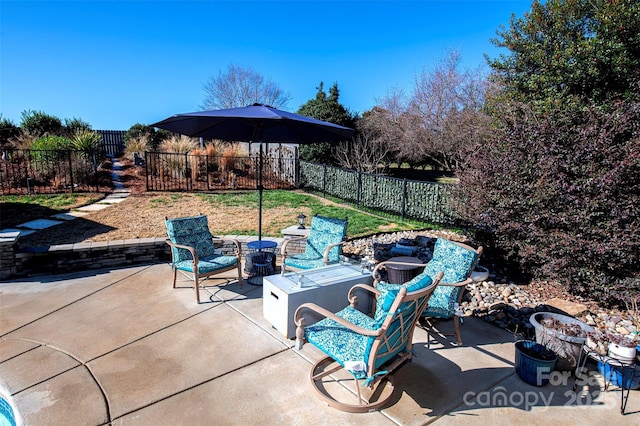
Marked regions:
[144,151,298,192]
[299,161,461,225]
[0,147,461,226]
[0,149,108,195]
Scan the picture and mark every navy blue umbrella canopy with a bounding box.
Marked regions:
[152,104,355,241]
[152,103,354,143]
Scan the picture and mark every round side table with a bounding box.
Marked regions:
[245,240,277,285]
[385,256,425,284]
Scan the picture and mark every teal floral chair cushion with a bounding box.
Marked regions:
[283,215,347,270]
[304,274,435,379]
[374,270,434,323]
[165,215,239,273]
[304,306,380,379]
[165,215,243,303]
[422,238,478,318]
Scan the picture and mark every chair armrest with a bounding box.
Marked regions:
[214,237,242,256]
[347,283,380,309]
[322,240,346,264]
[437,277,473,288]
[281,235,307,256]
[165,239,199,264]
[294,302,383,350]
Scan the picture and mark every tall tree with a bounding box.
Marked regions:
[201,63,292,110]
[487,0,640,110]
[457,0,640,307]
[297,82,356,164]
[365,51,491,171]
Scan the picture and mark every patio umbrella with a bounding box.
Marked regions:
[152,103,354,241]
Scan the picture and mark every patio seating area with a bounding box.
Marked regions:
[1,263,639,425]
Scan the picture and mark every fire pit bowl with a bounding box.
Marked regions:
[529,312,594,371]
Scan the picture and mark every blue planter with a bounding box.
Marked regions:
[597,361,640,390]
[515,340,558,386]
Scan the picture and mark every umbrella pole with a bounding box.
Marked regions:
[258,143,263,242]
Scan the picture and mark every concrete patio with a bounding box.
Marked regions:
[1,263,639,425]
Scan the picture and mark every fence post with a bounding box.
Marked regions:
[357,170,362,209]
[68,150,75,193]
[206,153,210,190]
[322,164,327,198]
[401,179,407,221]
[294,147,300,187]
[184,152,191,191]
[144,152,150,192]
[93,150,99,193]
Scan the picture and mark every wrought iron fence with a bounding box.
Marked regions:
[0,147,461,227]
[0,149,106,195]
[299,161,461,226]
[144,151,298,192]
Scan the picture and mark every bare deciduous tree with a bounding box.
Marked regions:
[201,64,292,110]
[364,50,492,171]
[334,121,391,173]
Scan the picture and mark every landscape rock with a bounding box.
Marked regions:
[343,232,639,343]
[543,297,589,317]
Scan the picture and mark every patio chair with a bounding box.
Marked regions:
[419,238,482,345]
[280,215,348,272]
[293,269,443,412]
[165,215,243,303]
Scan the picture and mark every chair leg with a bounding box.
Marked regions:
[237,264,243,288]
[172,266,178,289]
[454,315,462,345]
[194,273,201,304]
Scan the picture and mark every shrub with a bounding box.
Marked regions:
[189,143,222,179]
[159,134,198,153]
[64,117,92,135]
[7,129,36,150]
[124,135,151,160]
[0,116,20,148]
[29,135,73,165]
[20,110,64,137]
[31,135,73,151]
[156,135,199,178]
[124,123,170,151]
[456,101,640,307]
[220,146,242,171]
[71,129,101,152]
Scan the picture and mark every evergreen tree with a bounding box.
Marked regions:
[297,82,356,163]
[487,0,640,110]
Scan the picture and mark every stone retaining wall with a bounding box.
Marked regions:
[0,234,304,280]
[12,238,172,278]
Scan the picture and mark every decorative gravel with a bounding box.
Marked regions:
[343,231,639,343]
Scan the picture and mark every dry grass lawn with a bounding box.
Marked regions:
[14,192,324,247]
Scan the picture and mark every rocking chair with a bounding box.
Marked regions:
[293,269,442,412]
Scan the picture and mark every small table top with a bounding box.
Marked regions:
[386,256,423,270]
[281,225,310,238]
[247,240,277,250]
[385,256,424,284]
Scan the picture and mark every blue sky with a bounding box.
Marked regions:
[1,0,532,130]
